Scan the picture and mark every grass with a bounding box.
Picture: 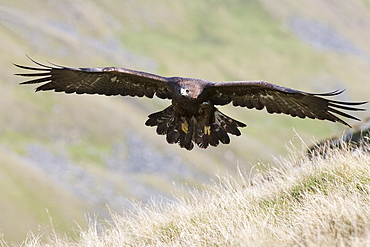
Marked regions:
[4,143,369,246]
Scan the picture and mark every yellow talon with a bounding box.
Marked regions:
[181,121,189,133]
[204,125,211,135]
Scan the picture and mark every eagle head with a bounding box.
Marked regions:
[174,78,206,100]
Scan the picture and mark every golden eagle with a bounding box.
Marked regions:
[15,58,367,150]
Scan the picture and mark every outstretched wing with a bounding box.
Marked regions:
[14,58,173,99]
[206,80,367,127]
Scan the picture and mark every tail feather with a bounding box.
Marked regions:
[194,121,204,146]
[215,111,246,136]
[145,110,168,126]
[201,129,220,148]
[145,106,246,150]
[179,130,194,150]
[166,126,180,144]
[216,128,230,144]
[145,106,175,135]
[156,121,169,135]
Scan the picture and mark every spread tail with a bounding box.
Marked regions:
[145,106,246,150]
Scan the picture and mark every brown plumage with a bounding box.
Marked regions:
[15,58,367,150]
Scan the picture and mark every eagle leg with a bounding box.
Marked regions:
[194,103,247,149]
[181,119,189,133]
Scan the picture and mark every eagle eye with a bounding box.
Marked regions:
[180,87,191,96]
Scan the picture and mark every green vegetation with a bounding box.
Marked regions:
[68,140,111,166]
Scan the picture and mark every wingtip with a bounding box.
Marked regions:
[25,54,36,63]
[344,122,352,128]
[314,89,346,96]
[13,63,25,70]
[24,55,55,68]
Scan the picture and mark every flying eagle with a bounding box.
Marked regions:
[15,58,367,150]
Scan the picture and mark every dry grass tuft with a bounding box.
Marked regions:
[4,143,370,246]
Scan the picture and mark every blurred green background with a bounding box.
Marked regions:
[0,0,369,242]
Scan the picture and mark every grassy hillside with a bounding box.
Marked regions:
[0,0,369,242]
[6,144,370,246]
[0,150,88,241]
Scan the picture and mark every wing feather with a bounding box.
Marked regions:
[206,81,367,127]
[15,58,173,99]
